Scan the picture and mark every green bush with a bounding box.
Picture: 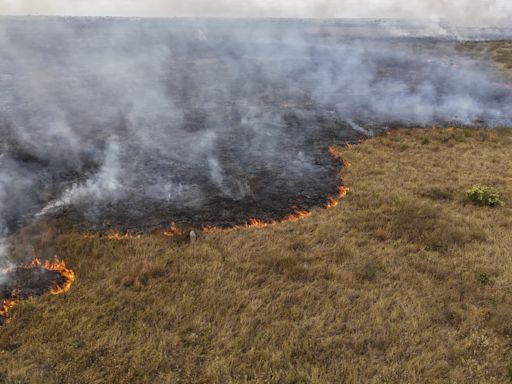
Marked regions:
[478,272,490,285]
[466,184,505,207]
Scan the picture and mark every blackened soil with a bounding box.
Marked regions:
[0,268,64,301]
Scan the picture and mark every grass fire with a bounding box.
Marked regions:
[0,258,75,324]
[0,6,512,384]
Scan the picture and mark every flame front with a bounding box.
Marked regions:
[229,208,312,230]
[163,222,183,237]
[327,145,342,161]
[106,232,133,241]
[325,197,338,209]
[0,299,16,318]
[233,218,277,230]
[0,257,75,322]
[337,186,349,199]
[328,145,351,168]
[203,145,351,232]
[285,209,312,222]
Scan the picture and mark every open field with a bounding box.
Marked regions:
[0,127,511,383]
[458,40,512,77]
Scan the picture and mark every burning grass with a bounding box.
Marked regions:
[1,127,512,383]
[0,258,75,324]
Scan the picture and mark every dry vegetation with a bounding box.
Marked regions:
[458,40,512,77]
[0,127,511,383]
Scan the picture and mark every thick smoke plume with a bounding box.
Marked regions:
[0,16,511,269]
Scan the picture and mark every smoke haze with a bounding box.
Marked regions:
[0,15,511,272]
[0,1,511,25]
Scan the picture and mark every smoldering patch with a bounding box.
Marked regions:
[0,18,512,234]
[0,258,75,324]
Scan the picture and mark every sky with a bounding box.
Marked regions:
[0,0,510,24]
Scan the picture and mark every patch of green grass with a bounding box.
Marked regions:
[478,272,490,285]
[466,184,505,207]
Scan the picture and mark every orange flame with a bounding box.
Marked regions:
[0,299,16,318]
[163,222,183,237]
[27,258,76,295]
[337,186,349,198]
[211,207,312,232]
[106,232,131,241]
[324,185,350,209]
[325,197,338,209]
[327,145,342,161]
[201,225,217,233]
[104,232,141,241]
[328,145,351,168]
[83,231,143,240]
[233,218,277,230]
[200,143,354,233]
[284,209,312,222]
[0,258,75,321]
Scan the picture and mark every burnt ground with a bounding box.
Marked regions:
[1,18,512,234]
[0,267,65,325]
[0,268,64,301]
[3,115,362,233]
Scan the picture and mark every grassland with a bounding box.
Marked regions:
[458,40,512,77]
[0,126,511,383]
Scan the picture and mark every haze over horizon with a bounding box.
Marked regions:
[0,0,510,26]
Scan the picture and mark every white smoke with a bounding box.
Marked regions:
[0,0,511,26]
[38,138,123,216]
[0,15,510,233]
[0,1,509,285]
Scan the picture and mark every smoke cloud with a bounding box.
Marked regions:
[0,1,511,25]
[0,15,510,267]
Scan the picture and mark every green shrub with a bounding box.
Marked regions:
[478,272,490,285]
[466,184,505,207]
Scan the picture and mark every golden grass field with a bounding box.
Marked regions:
[0,126,511,383]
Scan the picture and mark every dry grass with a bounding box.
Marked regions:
[458,41,512,77]
[0,127,511,383]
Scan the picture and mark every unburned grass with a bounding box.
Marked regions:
[458,41,512,78]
